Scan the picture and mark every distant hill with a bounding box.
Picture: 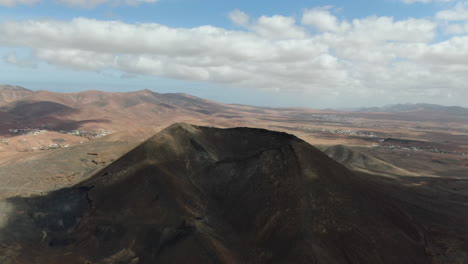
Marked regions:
[0,85,33,106]
[319,145,417,176]
[356,103,468,116]
[2,85,468,157]
[0,85,31,92]
[0,87,250,135]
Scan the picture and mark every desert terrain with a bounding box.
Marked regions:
[0,85,467,263]
[1,84,467,183]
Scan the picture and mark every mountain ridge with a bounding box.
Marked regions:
[356,103,468,115]
[0,85,31,92]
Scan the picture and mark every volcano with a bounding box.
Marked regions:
[0,124,466,263]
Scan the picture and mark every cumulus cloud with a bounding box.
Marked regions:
[0,8,467,106]
[229,10,250,27]
[445,22,468,33]
[436,3,468,35]
[302,7,349,32]
[436,2,468,20]
[230,11,307,40]
[251,15,307,40]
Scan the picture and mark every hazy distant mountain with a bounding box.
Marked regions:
[356,103,468,116]
[0,85,31,91]
[2,85,468,156]
[0,85,33,106]
[3,124,462,263]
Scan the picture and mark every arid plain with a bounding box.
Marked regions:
[1,84,467,263]
[1,84,467,191]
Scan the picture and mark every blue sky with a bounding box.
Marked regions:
[1,0,468,108]
[0,0,445,24]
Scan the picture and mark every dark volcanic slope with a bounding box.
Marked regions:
[0,124,466,263]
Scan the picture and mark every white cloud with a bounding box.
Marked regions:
[436,2,468,21]
[0,0,39,7]
[418,36,468,64]
[0,9,467,106]
[3,52,37,68]
[302,7,349,32]
[436,3,468,35]
[302,8,435,42]
[251,15,307,40]
[230,11,307,40]
[36,49,114,70]
[349,16,435,43]
[445,22,468,33]
[229,9,250,27]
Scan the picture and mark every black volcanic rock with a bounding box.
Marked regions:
[0,124,464,263]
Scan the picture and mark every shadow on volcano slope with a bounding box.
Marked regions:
[0,124,466,263]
